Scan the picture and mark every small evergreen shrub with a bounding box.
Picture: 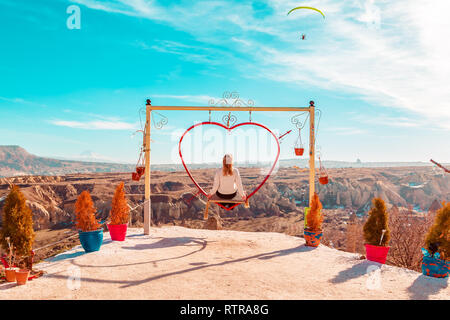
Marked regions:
[306,193,323,231]
[425,202,450,261]
[109,182,130,225]
[0,185,35,263]
[75,191,101,232]
[363,198,390,246]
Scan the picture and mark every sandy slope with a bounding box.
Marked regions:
[0,227,448,300]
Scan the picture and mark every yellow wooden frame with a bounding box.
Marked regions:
[142,100,316,234]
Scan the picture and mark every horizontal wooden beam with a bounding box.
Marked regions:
[148,105,311,112]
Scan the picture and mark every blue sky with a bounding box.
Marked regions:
[0,0,449,165]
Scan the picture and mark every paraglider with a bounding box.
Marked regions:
[287,6,325,19]
[287,6,325,40]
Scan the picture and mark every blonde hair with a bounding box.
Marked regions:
[222,154,233,176]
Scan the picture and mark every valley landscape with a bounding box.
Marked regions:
[1,146,448,268]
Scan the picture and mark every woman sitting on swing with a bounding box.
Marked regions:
[208,154,246,209]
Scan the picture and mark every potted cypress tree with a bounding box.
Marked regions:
[422,202,449,278]
[363,198,390,264]
[75,191,103,253]
[0,185,35,284]
[107,182,130,241]
[304,193,323,247]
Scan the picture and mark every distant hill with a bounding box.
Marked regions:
[0,145,444,177]
[0,145,134,177]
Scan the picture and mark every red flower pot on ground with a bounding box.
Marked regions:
[15,269,30,285]
[363,198,390,264]
[365,244,390,264]
[5,267,18,282]
[108,182,130,241]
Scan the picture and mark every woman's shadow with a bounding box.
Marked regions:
[330,260,380,284]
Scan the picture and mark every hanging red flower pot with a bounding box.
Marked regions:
[365,244,390,264]
[318,156,329,185]
[294,128,304,157]
[136,166,145,176]
[319,176,328,185]
[131,142,145,181]
[294,148,304,156]
[131,172,140,181]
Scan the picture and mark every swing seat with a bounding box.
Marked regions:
[203,195,249,220]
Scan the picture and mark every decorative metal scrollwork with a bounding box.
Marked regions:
[222,112,237,128]
[152,111,168,129]
[208,91,254,108]
[291,112,309,129]
[314,108,322,139]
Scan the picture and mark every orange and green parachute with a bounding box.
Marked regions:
[287,6,325,19]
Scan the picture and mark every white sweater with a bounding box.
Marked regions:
[210,168,245,198]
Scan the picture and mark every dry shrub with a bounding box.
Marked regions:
[306,193,323,231]
[75,191,101,232]
[109,182,130,225]
[345,217,365,254]
[387,205,435,271]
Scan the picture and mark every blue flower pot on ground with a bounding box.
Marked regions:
[421,248,449,278]
[422,256,449,278]
[78,229,103,253]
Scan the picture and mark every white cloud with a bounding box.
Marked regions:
[0,96,47,107]
[323,126,367,135]
[50,120,138,130]
[72,0,450,130]
[151,94,216,104]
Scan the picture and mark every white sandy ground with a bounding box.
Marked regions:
[0,226,449,300]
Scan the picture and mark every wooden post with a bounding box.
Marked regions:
[309,101,315,206]
[144,99,152,235]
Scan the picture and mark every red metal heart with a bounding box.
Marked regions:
[178,121,280,211]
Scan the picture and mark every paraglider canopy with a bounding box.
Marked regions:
[287,6,325,19]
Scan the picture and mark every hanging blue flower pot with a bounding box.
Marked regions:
[421,248,449,278]
[79,229,103,253]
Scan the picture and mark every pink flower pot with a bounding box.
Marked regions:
[108,224,128,241]
[365,244,390,264]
